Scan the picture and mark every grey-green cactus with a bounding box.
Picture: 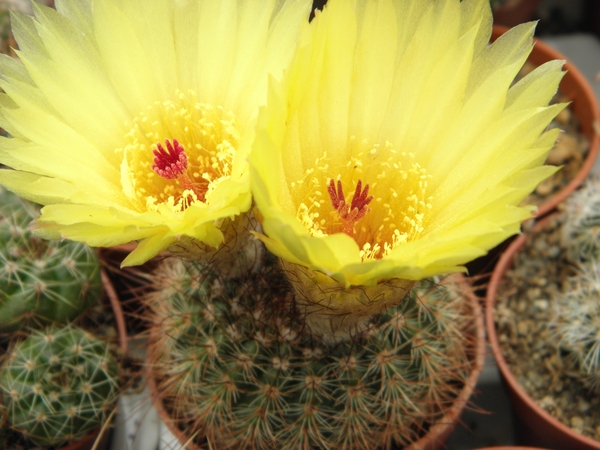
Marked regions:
[561,177,600,263]
[550,261,600,392]
[148,258,475,450]
[0,325,120,447]
[550,178,600,392]
[0,186,101,333]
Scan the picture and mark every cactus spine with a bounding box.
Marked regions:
[0,186,101,333]
[550,261,600,392]
[0,325,120,447]
[148,258,476,450]
[280,260,415,343]
[550,178,600,391]
[561,177,600,263]
[166,211,265,278]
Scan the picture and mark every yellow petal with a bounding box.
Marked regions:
[251,0,565,286]
[121,233,177,267]
[0,0,311,265]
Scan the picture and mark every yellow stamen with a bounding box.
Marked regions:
[117,90,239,213]
[293,141,432,260]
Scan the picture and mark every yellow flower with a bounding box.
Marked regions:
[251,0,565,288]
[0,0,311,266]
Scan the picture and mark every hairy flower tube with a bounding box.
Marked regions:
[250,0,565,336]
[0,0,310,267]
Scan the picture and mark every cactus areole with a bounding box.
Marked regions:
[0,326,120,447]
[0,187,101,333]
[147,258,483,450]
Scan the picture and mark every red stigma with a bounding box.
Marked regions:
[350,180,372,212]
[327,179,345,210]
[152,139,188,179]
[327,179,373,237]
[150,139,205,203]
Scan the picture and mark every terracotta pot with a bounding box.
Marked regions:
[492,25,600,220]
[59,430,111,450]
[492,0,543,27]
[467,26,600,280]
[101,268,129,355]
[475,447,548,450]
[486,216,600,450]
[98,245,159,336]
[147,274,485,450]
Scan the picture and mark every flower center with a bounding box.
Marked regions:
[151,139,205,202]
[327,179,373,237]
[118,90,239,213]
[292,139,433,260]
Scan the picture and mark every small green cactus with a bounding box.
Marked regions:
[0,186,101,333]
[148,258,475,450]
[0,325,120,447]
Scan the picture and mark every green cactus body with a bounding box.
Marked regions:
[0,187,101,333]
[149,259,475,450]
[0,325,120,447]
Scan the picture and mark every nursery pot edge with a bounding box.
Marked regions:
[485,215,600,450]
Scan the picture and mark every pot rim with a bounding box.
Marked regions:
[485,214,600,450]
[492,25,600,220]
[147,273,486,450]
[475,447,550,450]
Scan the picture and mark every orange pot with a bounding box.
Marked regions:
[492,0,543,27]
[492,25,600,220]
[147,274,485,450]
[486,216,600,450]
[475,447,549,450]
[467,26,600,280]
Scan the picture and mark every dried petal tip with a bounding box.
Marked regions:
[152,139,188,180]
